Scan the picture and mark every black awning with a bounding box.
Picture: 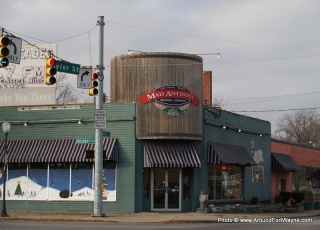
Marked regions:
[0,138,118,163]
[144,140,201,168]
[208,142,256,166]
[271,152,300,172]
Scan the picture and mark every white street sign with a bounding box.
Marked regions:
[94,121,106,129]
[94,109,106,129]
[95,109,107,121]
[7,36,22,64]
[77,67,92,89]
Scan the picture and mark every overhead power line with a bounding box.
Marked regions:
[231,107,320,113]
[107,21,320,55]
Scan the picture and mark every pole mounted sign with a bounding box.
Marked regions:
[7,36,22,64]
[94,109,107,129]
[77,67,92,89]
[56,60,80,75]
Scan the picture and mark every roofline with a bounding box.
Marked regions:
[271,138,320,151]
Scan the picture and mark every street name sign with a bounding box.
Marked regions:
[76,138,95,144]
[56,60,80,75]
[77,67,92,89]
[7,36,22,64]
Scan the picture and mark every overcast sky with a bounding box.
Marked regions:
[1,0,320,133]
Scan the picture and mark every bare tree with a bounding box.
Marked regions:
[55,73,79,104]
[274,109,320,146]
[212,96,228,107]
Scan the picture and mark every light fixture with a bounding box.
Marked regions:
[238,128,242,133]
[24,121,28,126]
[78,119,82,125]
[194,53,221,58]
[2,120,10,217]
[128,49,143,54]
[222,125,227,129]
[259,134,263,137]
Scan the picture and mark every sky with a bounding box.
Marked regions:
[1,0,320,134]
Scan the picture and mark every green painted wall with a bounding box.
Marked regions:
[0,103,138,213]
[202,108,271,202]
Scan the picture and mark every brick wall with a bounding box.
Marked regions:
[271,139,320,204]
[203,71,212,106]
[272,140,320,168]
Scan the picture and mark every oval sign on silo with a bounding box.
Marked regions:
[153,85,199,106]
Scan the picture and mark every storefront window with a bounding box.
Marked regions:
[7,163,28,200]
[143,168,149,199]
[1,162,118,201]
[208,164,242,200]
[183,169,191,200]
[293,167,320,202]
[102,161,117,201]
[0,163,3,198]
[49,163,70,200]
[28,163,48,200]
[70,162,93,200]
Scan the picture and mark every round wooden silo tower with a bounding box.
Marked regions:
[110,52,203,140]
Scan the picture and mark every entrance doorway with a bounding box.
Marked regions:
[151,168,181,211]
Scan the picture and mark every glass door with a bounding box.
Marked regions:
[152,168,181,211]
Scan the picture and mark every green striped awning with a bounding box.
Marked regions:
[0,138,118,163]
[271,152,300,172]
[208,142,256,166]
[144,140,201,168]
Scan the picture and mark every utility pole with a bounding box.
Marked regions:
[93,15,105,217]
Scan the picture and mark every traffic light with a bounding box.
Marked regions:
[45,58,57,85]
[0,36,9,68]
[88,72,98,96]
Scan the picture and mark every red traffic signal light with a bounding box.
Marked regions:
[45,58,57,85]
[0,36,10,68]
[88,73,99,96]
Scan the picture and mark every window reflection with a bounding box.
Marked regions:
[208,164,242,200]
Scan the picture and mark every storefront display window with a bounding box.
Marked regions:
[7,163,28,199]
[1,162,117,201]
[208,164,242,200]
[0,163,3,198]
[102,161,117,201]
[143,169,149,199]
[183,169,191,200]
[28,163,48,200]
[49,163,70,200]
[293,167,320,201]
[71,162,93,200]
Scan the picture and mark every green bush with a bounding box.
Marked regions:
[291,192,305,205]
[251,196,259,205]
[302,190,314,203]
[274,195,282,204]
[279,192,292,205]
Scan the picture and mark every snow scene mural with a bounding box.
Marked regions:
[0,162,116,201]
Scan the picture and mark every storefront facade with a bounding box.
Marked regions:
[271,139,320,204]
[0,103,138,213]
[203,108,271,203]
[1,52,273,213]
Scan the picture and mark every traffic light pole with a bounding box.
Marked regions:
[93,15,105,217]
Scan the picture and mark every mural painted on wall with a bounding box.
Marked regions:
[138,85,200,116]
[250,140,263,164]
[250,140,264,183]
[0,162,117,201]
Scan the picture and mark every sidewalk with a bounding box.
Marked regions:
[1,210,320,223]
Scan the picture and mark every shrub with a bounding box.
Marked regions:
[291,192,305,205]
[251,196,259,205]
[302,190,314,203]
[274,195,282,204]
[279,192,292,205]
